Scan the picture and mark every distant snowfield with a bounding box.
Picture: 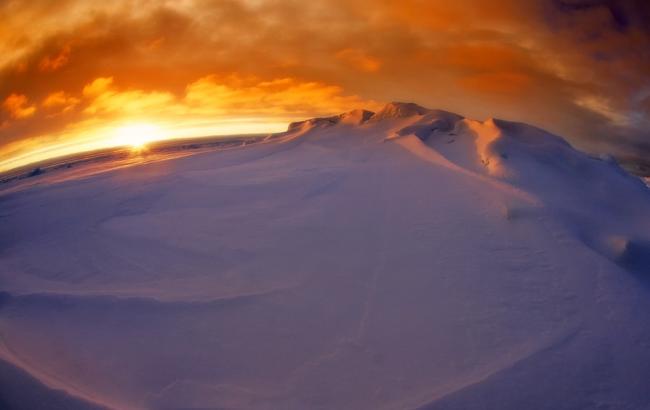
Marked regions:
[1,103,650,409]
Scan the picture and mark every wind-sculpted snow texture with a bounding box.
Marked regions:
[1,103,650,409]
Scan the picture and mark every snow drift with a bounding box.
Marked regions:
[1,102,650,409]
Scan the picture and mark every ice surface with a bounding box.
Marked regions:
[1,103,650,409]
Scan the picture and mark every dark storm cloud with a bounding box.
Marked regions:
[552,0,650,31]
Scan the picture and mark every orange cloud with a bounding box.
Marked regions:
[38,45,71,72]
[458,72,532,96]
[381,1,464,30]
[84,87,176,116]
[336,48,382,73]
[376,0,538,32]
[82,77,115,97]
[146,37,165,51]
[76,74,380,120]
[444,44,531,72]
[185,74,380,116]
[80,77,178,117]
[42,91,80,113]
[3,93,36,119]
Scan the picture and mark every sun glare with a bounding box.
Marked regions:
[112,123,162,151]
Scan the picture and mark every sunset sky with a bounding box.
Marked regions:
[1,0,649,172]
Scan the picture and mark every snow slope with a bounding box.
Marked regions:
[1,103,650,409]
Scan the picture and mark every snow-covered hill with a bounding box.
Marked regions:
[1,103,650,409]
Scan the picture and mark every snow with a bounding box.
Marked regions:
[371,101,431,120]
[1,102,650,409]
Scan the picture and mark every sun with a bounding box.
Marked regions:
[111,123,161,151]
